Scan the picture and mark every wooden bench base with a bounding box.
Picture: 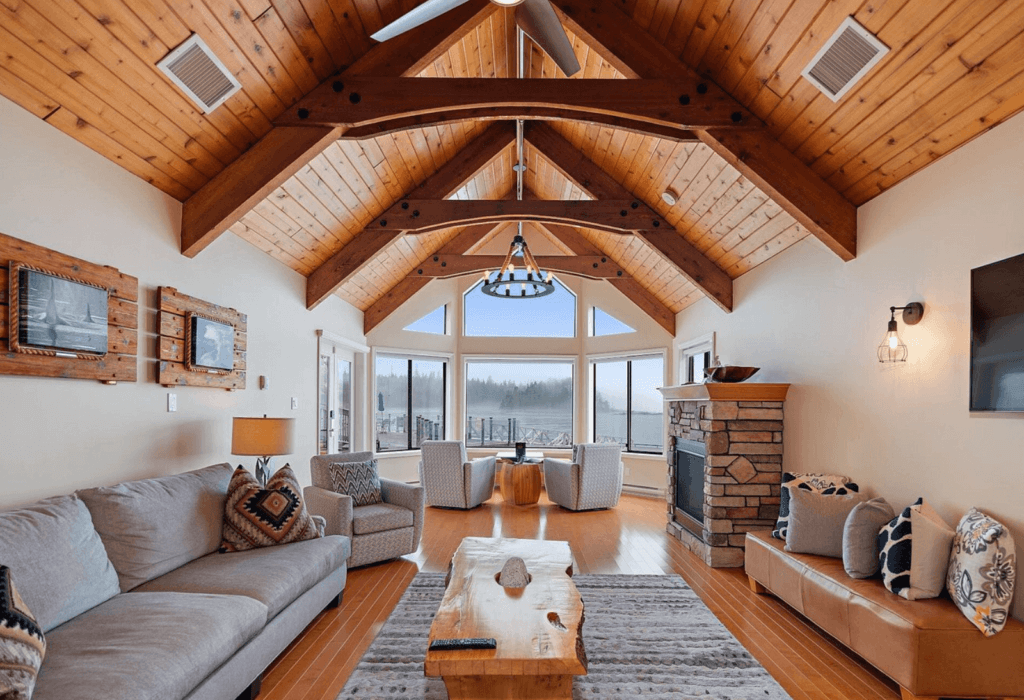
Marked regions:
[900,689,1012,700]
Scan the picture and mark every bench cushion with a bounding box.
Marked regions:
[352,503,414,535]
[132,535,350,619]
[33,592,266,700]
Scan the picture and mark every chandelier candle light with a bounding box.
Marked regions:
[480,233,556,299]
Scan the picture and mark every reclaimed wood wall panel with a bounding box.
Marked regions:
[156,286,246,390]
[0,231,138,383]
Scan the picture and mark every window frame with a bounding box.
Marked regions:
[461,276,578,339]
[372,347,451,454]
[403,304,448,335]
[462,354,578,449]
[589,306,636,337]
[589,350,667,455]
[678,332,716,385]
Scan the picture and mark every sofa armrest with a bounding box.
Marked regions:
[543,458,577,509]
[380,478,425,548]
[465,456,496,507]
[303,486,353,538]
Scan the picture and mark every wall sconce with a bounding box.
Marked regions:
[878,302,924,363]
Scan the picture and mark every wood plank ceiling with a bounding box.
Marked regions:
[2,0,1023,315]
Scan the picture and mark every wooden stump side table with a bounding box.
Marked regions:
[498,460,543,505]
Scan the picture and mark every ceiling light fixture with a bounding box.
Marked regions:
[661,188,679,206]
[877,302,924,363]
[481,234,555,299]
[490,0,525,5]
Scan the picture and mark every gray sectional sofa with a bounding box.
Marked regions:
[0,463,351,700]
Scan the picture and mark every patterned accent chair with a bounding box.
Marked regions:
[305,452,424,568]
[418,441,496,509]
[544,443,624,511]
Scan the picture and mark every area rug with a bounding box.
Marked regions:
[337,573,791,699]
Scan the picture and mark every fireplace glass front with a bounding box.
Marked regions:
[674,439,706,524]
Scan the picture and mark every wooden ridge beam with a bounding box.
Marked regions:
[538,222,675,335]
[277,78,755,132]
[412,254,620,279]
[524,122,733,312]
[363,223,501,335]
[306,122,517,309]
[180,0,497,257]
[551,0,857,262]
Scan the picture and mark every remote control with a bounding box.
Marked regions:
[429,637,497,651]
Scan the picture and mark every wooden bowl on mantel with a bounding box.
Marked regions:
[704,366,760,383]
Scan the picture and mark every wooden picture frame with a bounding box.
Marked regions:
[184,312,234,373]
[158,287,246,390]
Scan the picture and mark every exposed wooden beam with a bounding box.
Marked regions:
[551,0,857,262]
[277,78,754,132]
[180,0,497,257]
[538,222,676,335]
[306,122,517,309]
[413,254,620,279]
[363,223,502,335]
[524,122,733,312]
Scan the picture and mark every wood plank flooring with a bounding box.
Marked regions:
[260,491,900,700]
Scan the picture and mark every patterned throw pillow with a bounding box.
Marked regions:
[220,465,321,553]
[328,460,382,507]
[878,498,955,600]
[0,566,46,700]
[772,473,859,540]
[947,508,1017,636]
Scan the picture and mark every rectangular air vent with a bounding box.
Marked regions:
[157,34,241,113]
[801,17,889,102]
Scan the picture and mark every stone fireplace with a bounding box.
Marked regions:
[658,383,790,567]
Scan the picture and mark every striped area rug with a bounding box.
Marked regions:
[337,572,791,699]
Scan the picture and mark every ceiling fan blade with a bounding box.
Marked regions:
[515,0,581,77]
[371,0,474,42]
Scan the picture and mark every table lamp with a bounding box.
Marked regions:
[231,415,295,486]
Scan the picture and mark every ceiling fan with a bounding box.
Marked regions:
[371,0,581,77]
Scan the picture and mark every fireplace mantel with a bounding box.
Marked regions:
[658,383,790,402]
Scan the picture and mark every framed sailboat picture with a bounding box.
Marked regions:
[9,263,109,358]
[185,312,234,373]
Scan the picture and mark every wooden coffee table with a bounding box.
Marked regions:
[424,537,587,699]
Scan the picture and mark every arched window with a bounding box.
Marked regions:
[462,277,576,337]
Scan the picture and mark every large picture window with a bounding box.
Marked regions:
[593,355,664,454]
[463,278,576,337]
[375,354,446,452]
[465,360,574,448]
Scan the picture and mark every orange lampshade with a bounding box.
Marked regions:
[231,417,295,457]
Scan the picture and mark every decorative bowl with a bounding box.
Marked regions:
[704,366,760,383]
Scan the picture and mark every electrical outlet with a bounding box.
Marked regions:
[167,393,177,412]
[291,397,298,410]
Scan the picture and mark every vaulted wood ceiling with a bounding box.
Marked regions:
[3,0,1023,327]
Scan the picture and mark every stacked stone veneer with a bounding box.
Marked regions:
[667,399,784,567]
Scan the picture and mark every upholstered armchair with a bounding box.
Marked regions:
[305,451,424,568]
[544,443,624,511]
[418,441,496,509]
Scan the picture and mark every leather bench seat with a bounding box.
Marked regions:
[745,529,1024,699]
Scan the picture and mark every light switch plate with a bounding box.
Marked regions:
[291,397,298,410]
[167,393,177,412]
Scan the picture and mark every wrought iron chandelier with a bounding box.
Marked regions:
[480,233,556,299]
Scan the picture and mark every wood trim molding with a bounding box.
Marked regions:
[550,0,857,262]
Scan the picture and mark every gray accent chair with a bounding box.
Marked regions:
[418,440,496,509]
[544,443,624,511]
[306,451,424,568]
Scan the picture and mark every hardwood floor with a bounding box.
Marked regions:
[261,491,900,700]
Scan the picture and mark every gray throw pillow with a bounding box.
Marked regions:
[328,460,382,506]
[785,488,868,558]
[842,498,896,578]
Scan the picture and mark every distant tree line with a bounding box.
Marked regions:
[467,376,572,409]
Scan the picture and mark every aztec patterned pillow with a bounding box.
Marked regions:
[947,508,1017,636]
[0,566,46,700]
[772,473,859,540]
[328,460,382,507]
[878,497,955,600]
[220,465,321,553]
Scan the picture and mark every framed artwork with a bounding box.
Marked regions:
[185,312,234,373]
[9,262,109,359]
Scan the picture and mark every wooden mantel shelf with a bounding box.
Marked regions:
[658,383,790,402]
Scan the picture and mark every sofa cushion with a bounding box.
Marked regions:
[77,463,233,591]
[133,535,350,619]
[0,495,120,632]
[947,508,1017,636]
[843,498,896,579]
[878,498,954,601]
[328,459,382,506]
[785,489,868,558]
[0,565,46,699]
[352,503,414,536]
[220,466,321,553]
[32,592,266,700]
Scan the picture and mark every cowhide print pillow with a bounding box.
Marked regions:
[878,498,955,600]
[947,508,1017,636]
[772,472,859,540]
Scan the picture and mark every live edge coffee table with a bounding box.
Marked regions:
[424,537,588,699]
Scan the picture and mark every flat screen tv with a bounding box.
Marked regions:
[971,252,1024,411]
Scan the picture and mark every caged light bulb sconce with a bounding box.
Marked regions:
[877,302,924,363]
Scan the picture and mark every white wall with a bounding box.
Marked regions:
[0,96,366,508]
[675,111,1024,620]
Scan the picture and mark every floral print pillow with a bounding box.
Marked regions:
[946,508,1017,636]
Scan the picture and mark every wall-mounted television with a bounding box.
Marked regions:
[971,252,1024,411]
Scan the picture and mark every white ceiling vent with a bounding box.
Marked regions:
[801,17,889,102]
[157,34,241,113]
